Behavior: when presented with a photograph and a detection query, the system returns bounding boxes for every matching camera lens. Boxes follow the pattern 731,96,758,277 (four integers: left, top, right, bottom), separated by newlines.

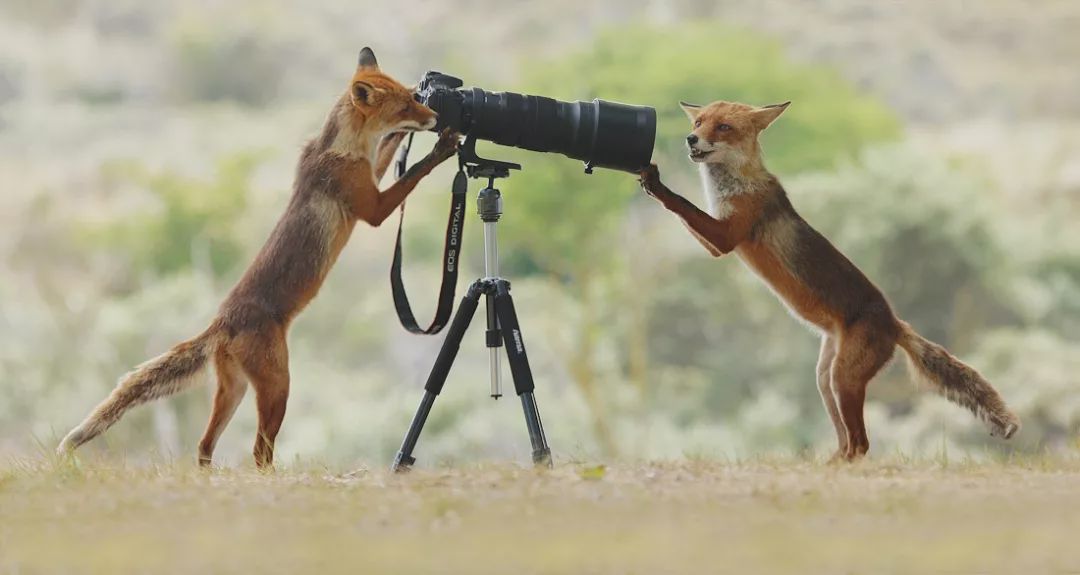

418,72,655,174
463,89,655,173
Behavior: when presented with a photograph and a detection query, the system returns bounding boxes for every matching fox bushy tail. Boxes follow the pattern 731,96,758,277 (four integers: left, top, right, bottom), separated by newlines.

896,321,1020,439
57,327,220,454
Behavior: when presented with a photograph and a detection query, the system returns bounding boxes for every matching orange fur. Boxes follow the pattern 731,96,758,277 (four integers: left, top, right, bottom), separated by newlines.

641,100,1019,460
58,49,459,468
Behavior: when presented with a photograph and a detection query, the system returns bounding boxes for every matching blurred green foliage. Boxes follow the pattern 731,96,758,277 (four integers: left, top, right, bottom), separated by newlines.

497,23,901,280
87,154,260,280
169,22,286,107
2,12,1076,463
525,24,901,173
797,146,1019,347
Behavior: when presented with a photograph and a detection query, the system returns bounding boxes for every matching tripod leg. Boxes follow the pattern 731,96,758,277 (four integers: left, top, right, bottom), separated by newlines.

485,291,503,399
492,280,553,467
392,281,484,472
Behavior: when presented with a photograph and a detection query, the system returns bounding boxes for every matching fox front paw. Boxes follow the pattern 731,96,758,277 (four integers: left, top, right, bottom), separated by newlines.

430,128,460,164
639,163,664,198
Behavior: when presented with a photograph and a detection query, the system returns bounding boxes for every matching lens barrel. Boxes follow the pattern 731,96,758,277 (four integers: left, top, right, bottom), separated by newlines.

420,74,655,174
462,89,655,173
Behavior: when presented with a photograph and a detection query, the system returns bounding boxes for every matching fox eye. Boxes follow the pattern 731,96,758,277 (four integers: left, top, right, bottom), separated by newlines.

693,119,702,128
717,123,733,132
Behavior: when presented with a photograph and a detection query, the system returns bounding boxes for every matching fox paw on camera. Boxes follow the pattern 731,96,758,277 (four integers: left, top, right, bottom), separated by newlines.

639,163,663,195
432,129,460,161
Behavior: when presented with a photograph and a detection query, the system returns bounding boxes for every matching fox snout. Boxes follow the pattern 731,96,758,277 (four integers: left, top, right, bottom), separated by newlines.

686,133,712,161
398,113,437,132
406,103,439,131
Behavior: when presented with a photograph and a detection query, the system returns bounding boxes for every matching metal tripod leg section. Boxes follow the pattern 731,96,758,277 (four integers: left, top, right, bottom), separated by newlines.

492,279,552,467
392,281,484,472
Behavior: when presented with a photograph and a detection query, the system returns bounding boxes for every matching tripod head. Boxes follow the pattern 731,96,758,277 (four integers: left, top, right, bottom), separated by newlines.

459,135,520,180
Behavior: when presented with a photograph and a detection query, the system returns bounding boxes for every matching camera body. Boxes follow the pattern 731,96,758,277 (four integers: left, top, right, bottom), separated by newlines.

415,71,656,174
415,72,467,131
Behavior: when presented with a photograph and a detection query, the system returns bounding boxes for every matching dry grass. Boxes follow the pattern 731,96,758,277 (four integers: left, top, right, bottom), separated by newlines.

2,455,1079,574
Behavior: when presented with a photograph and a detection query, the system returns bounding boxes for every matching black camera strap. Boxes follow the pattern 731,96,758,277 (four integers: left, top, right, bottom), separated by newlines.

389,133,467,335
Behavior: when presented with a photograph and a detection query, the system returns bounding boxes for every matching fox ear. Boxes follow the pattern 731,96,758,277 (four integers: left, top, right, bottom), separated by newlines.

357,47,379,71
679,101,703,120
752,101,790,130
352,81,376,105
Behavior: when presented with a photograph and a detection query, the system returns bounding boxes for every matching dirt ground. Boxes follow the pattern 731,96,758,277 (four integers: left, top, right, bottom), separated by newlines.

2,457,1079,574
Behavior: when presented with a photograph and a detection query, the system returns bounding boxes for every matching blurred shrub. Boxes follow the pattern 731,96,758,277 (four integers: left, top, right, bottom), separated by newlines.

0,60,21,105
0,0,82,28
496,22,901,281
169,22,287,107
1017,245,1080,340
972,329,1080,449
795,144,1020,347
524,23,901,174
84,153,260,281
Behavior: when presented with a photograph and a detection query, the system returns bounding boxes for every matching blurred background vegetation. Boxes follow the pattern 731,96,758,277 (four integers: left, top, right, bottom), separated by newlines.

1,0,1077,465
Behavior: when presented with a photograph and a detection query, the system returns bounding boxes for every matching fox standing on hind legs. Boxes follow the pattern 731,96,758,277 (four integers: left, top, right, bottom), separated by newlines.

639,99,1020,461
58,48,459,468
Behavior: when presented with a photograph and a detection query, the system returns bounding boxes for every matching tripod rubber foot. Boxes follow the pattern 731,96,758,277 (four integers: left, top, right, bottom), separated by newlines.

391,452,416,473
532,448,552,468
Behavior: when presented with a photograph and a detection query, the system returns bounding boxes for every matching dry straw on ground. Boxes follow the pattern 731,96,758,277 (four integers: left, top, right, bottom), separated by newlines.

2,455,1079,574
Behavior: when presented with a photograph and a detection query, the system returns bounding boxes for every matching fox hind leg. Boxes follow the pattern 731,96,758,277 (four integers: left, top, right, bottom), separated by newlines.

250,368,289,469
198,348,247,467
231,326,290,469
815,335,847,461
830,323,895,460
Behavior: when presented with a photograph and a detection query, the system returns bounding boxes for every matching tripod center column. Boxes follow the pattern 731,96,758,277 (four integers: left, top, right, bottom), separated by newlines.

477,181,504,398
477,183,502,279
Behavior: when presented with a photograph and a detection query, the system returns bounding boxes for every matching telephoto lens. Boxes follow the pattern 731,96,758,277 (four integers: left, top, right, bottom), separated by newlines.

416,72,656,174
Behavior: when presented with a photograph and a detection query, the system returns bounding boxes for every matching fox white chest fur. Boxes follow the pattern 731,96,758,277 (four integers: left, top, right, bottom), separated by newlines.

698,163,745,220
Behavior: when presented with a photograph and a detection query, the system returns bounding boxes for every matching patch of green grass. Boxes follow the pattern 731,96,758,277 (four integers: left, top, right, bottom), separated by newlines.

2,456,1079,574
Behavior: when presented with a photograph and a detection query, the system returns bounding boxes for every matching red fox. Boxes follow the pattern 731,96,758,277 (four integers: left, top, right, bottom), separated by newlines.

639,99,1020,461
58,48,459,467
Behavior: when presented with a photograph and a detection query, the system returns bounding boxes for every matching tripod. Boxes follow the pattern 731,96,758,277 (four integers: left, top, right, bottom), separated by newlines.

391,145,553,472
